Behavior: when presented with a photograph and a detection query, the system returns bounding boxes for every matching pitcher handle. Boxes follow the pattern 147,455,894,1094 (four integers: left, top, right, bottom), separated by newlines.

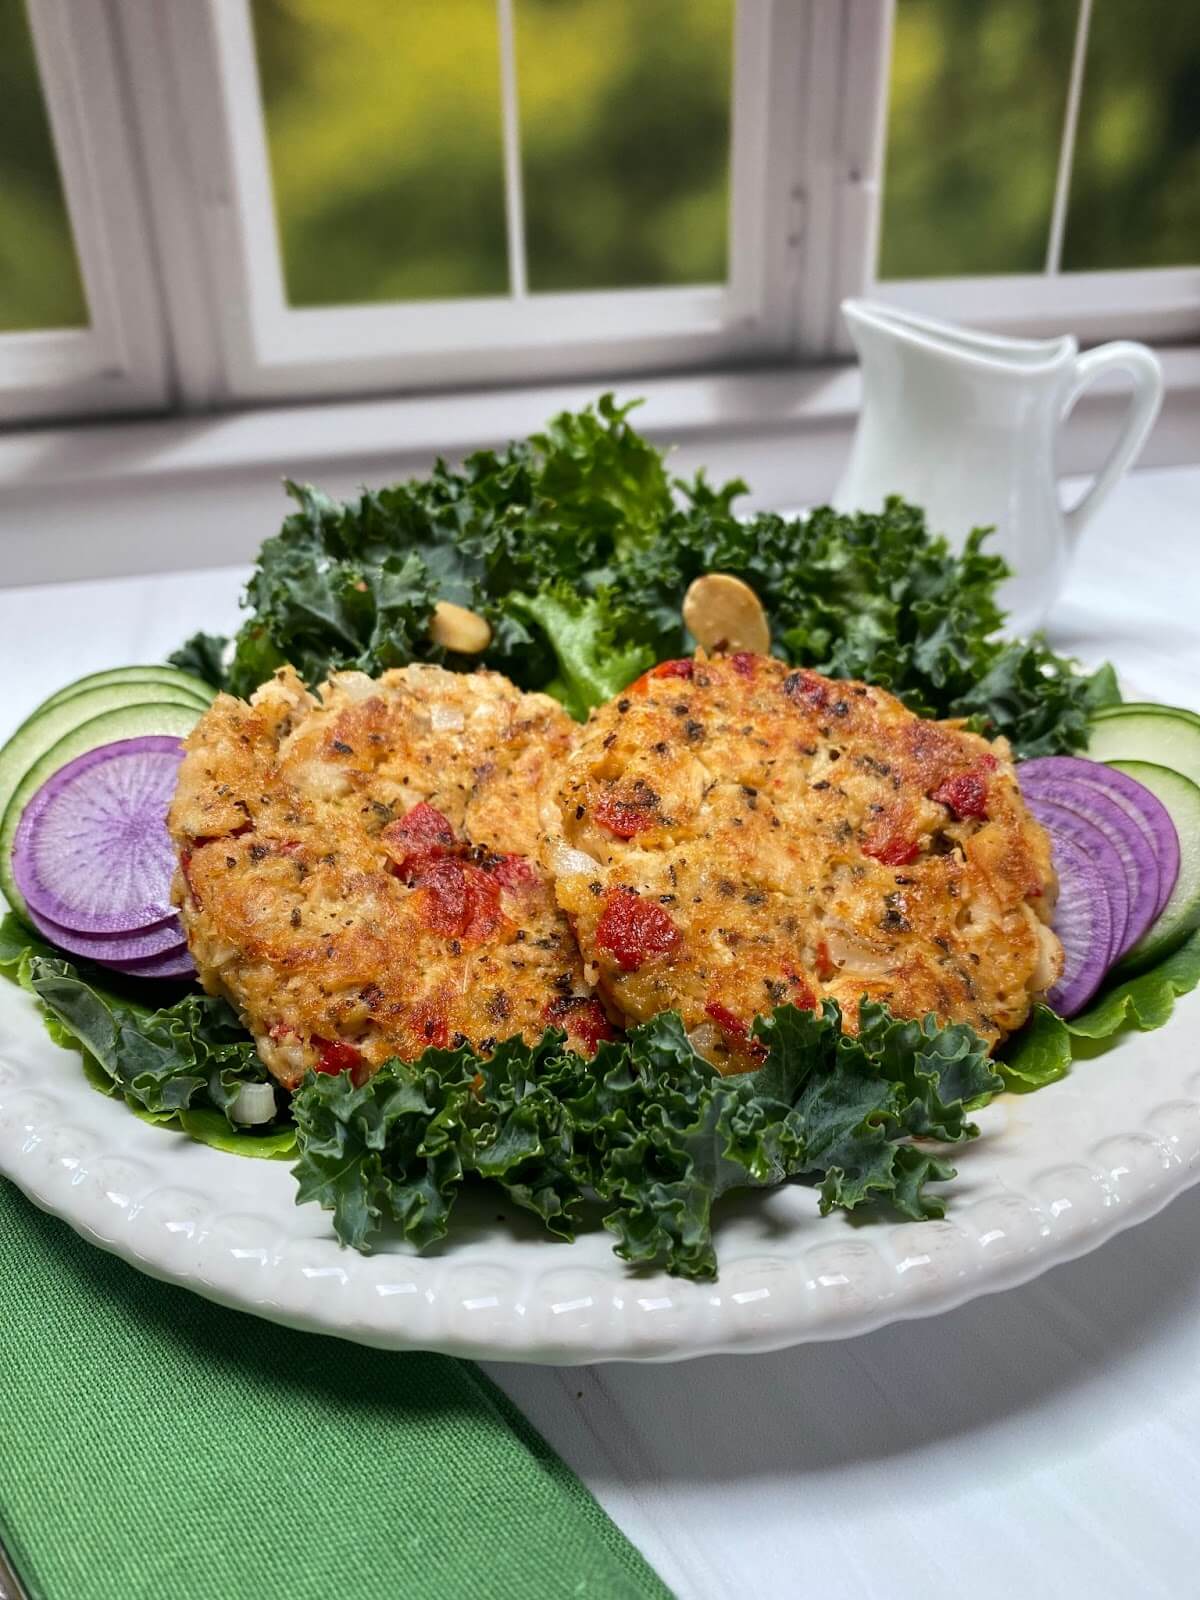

1061,341,1163,545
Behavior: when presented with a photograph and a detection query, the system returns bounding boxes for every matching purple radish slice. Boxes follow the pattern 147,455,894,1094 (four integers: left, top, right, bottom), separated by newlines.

1017,765,1161,960
24,901,187,965
1021,792,1130,966
12,736,183,934
103,942,195,980
1044,832,1114,1016
1020,756,1179,920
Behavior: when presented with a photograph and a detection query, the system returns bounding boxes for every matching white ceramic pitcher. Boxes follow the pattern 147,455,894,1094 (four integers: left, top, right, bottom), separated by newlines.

833,299,1164,636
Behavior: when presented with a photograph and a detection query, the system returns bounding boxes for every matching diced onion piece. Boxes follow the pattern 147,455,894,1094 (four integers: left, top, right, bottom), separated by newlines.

548,837,600,879
686,1023,724,1062
229,1081,277,1126
430,703,466,733
823,927,895,977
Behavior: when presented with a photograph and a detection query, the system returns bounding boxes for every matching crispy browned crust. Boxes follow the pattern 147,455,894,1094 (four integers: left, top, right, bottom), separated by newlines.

168,664,603,1088
548,653,1062,1072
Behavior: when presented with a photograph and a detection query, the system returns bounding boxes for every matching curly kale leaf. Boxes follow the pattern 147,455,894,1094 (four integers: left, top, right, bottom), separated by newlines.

168,631,230,692
215,397,673,703
178,398,1112,755
1000,930,1200,1094
506,583,654,720
613,494,1113,758
290,999,1000,1280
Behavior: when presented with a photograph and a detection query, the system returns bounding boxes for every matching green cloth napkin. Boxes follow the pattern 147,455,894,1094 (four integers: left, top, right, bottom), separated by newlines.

0,1181,670,1600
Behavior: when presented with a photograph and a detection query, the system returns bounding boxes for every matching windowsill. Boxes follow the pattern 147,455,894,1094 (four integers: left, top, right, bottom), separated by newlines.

0,363,868,489
1,348,1198,587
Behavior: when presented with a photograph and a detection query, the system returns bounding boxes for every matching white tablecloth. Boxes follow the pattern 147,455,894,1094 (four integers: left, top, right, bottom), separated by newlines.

1,467,1197,1600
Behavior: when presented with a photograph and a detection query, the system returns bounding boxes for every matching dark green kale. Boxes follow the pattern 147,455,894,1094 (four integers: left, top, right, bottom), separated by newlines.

291,999,1000,1280
170,396,1114,757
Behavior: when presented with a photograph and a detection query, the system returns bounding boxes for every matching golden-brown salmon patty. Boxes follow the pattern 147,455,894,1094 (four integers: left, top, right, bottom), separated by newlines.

548,653,1061,1071
169,664,612,1088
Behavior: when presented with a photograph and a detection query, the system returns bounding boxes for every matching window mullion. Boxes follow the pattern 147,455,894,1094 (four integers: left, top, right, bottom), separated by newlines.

788,0,894,360
726,0,806,354
108,0,233,411
2,0,171,420
495,0,529,301
1045,0,1094,276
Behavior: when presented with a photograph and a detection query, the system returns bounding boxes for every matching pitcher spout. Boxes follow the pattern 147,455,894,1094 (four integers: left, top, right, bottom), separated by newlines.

842,299,1076,375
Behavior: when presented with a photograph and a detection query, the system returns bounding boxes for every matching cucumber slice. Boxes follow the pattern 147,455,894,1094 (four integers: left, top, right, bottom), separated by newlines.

1092,700,1200,729
1086,705,1200,788
0,700,201,921
0,683,203,848
37,665,214,713
1109,760,1200,971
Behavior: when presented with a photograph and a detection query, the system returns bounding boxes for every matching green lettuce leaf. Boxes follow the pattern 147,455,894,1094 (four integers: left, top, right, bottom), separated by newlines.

0,913,294,1158
506,583,653,720
997,1005,1075,1093
999,930,1200,1093
290,999,1000,1280
1069,929,1200,1036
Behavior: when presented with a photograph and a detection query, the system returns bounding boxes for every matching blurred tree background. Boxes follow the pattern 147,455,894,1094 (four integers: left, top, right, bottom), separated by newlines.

0,0,1196,328
0,0,87,331
879,0,1200,278
251,0,732,304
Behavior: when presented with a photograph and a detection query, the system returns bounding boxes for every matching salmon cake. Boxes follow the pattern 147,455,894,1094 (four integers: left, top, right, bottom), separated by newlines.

548,652,1062,1072
169,663,613,1089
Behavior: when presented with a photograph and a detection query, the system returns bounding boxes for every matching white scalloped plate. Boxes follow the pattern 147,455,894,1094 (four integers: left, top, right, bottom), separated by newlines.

1,972,1198,1363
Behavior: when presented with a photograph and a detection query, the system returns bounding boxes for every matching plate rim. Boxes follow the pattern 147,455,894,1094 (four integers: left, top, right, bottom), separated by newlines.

3,977,1199,1364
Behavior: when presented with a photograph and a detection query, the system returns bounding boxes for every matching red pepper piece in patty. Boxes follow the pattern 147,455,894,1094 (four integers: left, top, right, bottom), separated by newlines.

544,994,619,1053
703,998,768,1061
730,652,757,678
863,832,921,867
782,669,830,711
594,794,658,838
596,887,680,971
313,1036,366,1082
650,658,694,681
413,857,502,942
862,803,922,867
488,852,539,892
930,755,998,821
631,658,695,695
382,802,458,877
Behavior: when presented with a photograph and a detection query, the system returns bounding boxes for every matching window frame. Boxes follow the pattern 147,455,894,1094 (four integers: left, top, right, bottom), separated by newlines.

0,0,169,424
124,0,818,406
4,0,1198,422
858,0,1200,353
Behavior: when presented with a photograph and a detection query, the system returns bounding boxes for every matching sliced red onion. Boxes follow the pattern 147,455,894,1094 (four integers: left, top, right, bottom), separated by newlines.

1021,792,1130,966
24,902,187,966
1020,755,1179,921
12,736,184,934
104,943,195,980
1018,760,1162,960
1044,832,1114,1017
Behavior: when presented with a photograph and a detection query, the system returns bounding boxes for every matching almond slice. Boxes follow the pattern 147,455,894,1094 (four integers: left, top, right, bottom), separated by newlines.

682,573,770,655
